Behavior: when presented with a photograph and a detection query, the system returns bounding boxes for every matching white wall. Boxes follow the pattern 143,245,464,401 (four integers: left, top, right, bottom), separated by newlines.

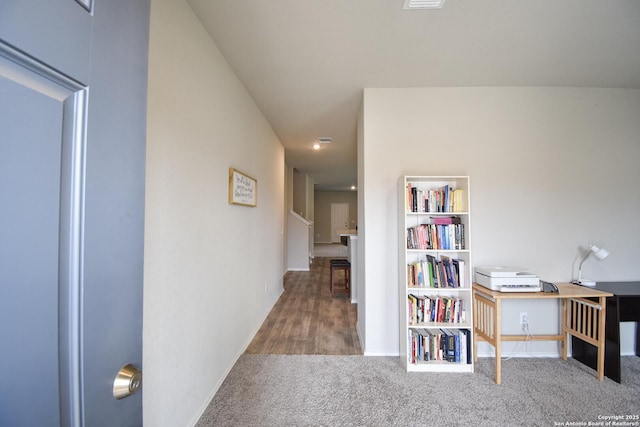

144,1,285,426
356,101,367,352
361,87,640,356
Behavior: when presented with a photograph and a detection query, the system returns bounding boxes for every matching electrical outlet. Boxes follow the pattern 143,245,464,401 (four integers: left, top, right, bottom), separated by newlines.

264,282,269,293
520,312,528,326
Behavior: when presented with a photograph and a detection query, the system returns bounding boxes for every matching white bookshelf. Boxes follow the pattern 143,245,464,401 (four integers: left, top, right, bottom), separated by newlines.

398,176,474,372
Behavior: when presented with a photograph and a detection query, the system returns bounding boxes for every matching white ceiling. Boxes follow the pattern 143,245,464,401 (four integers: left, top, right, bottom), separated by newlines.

187,0,640,190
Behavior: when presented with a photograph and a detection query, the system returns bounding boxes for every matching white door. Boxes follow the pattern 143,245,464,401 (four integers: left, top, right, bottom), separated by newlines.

331,203,350,243
0,1,149,426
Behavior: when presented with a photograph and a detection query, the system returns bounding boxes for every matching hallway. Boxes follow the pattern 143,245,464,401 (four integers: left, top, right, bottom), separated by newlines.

245,257,361,355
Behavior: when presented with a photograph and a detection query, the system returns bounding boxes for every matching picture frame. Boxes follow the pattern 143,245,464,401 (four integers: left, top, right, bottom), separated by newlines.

228,168,257,207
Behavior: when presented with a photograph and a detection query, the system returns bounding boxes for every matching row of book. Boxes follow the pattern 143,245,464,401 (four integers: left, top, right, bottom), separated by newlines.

406,183,465,213
407,294,468,325
407,255,466,288
409,328,471,364
407,223,465,250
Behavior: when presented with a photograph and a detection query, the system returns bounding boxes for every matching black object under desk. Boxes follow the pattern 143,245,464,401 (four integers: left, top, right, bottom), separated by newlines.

571,281,640,383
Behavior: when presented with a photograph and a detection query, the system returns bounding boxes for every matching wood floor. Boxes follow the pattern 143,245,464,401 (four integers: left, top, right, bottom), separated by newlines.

245,257,362,355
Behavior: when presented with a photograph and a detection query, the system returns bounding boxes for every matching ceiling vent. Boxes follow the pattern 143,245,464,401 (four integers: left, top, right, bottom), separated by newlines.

403,0,446,9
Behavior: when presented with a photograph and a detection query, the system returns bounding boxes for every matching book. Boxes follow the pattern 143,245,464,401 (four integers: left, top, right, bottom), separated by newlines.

411,186,417,212
409,330,416,364
425,254,438,287
431,216,461,225
456,259,465,288
452,329,461,362
442,329,456,362
452,188,465,212
415,295,425,323
408,294,417,325
415,262,424,286
437,298,446,323
460,329,470,364
440,256,455,287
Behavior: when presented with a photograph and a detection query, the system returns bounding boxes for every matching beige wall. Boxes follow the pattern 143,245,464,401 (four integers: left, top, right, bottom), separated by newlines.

144,1,285,425
314,190,358,243
360,87,640,356
292,168,307,217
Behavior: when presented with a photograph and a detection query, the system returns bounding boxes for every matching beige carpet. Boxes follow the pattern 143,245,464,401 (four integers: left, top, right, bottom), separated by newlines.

196,355,640,426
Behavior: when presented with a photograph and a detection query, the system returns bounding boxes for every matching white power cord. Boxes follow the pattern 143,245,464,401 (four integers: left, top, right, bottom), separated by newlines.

502,316,533,360
522,316,530,335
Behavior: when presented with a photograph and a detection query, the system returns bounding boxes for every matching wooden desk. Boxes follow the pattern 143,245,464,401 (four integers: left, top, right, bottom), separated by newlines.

472,282,613,384
572,281,640,383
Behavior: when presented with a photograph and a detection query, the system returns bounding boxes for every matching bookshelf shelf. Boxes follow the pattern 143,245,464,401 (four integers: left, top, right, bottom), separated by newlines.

406,211,471,216
398,175,474,372
407,249,470,253
408,322,473,329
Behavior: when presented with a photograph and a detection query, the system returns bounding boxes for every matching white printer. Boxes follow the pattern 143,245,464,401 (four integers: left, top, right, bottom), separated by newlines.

475,266,541,293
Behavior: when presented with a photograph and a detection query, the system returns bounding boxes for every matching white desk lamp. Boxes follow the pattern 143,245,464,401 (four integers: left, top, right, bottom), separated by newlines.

573,244,609,287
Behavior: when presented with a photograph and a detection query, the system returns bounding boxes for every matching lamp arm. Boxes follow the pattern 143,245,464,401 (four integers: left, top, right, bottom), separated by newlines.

577,252,592,282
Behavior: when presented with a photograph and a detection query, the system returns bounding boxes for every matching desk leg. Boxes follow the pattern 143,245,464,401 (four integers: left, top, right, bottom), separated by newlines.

561,299,567,361
495,298,502,385
636,316,640,358
605,296,622,383
597,295,606,381
473,328,478,363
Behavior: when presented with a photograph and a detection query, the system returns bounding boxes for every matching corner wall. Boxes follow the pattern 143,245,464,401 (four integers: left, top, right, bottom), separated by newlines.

144,1,285,425
361,87,640,356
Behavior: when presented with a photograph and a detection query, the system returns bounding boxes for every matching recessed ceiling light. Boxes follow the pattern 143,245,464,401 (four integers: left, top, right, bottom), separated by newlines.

403,0,445,9
313,137,332,150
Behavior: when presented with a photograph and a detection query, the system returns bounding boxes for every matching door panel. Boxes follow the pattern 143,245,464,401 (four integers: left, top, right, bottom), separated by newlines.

1,38,92,427
331,203,350,243
0,72,65,427
0,0,92,83
0,1,149,425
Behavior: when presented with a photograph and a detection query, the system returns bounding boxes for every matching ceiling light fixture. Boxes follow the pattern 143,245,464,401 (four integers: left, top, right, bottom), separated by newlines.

403,0,445,9
313,137,332,150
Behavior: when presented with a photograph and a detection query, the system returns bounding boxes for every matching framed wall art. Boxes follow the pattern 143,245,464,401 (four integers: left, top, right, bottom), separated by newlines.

228,168,257,207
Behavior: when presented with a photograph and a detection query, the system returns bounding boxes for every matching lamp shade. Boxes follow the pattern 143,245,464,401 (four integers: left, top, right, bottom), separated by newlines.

590,245,609,260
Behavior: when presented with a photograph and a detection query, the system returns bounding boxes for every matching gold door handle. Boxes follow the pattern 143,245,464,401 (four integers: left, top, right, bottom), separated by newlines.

113,364,142,400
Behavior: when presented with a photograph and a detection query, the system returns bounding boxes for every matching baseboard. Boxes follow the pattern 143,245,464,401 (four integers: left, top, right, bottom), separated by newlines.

356,321,364,353
188,285,284,427
363,351,400,357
